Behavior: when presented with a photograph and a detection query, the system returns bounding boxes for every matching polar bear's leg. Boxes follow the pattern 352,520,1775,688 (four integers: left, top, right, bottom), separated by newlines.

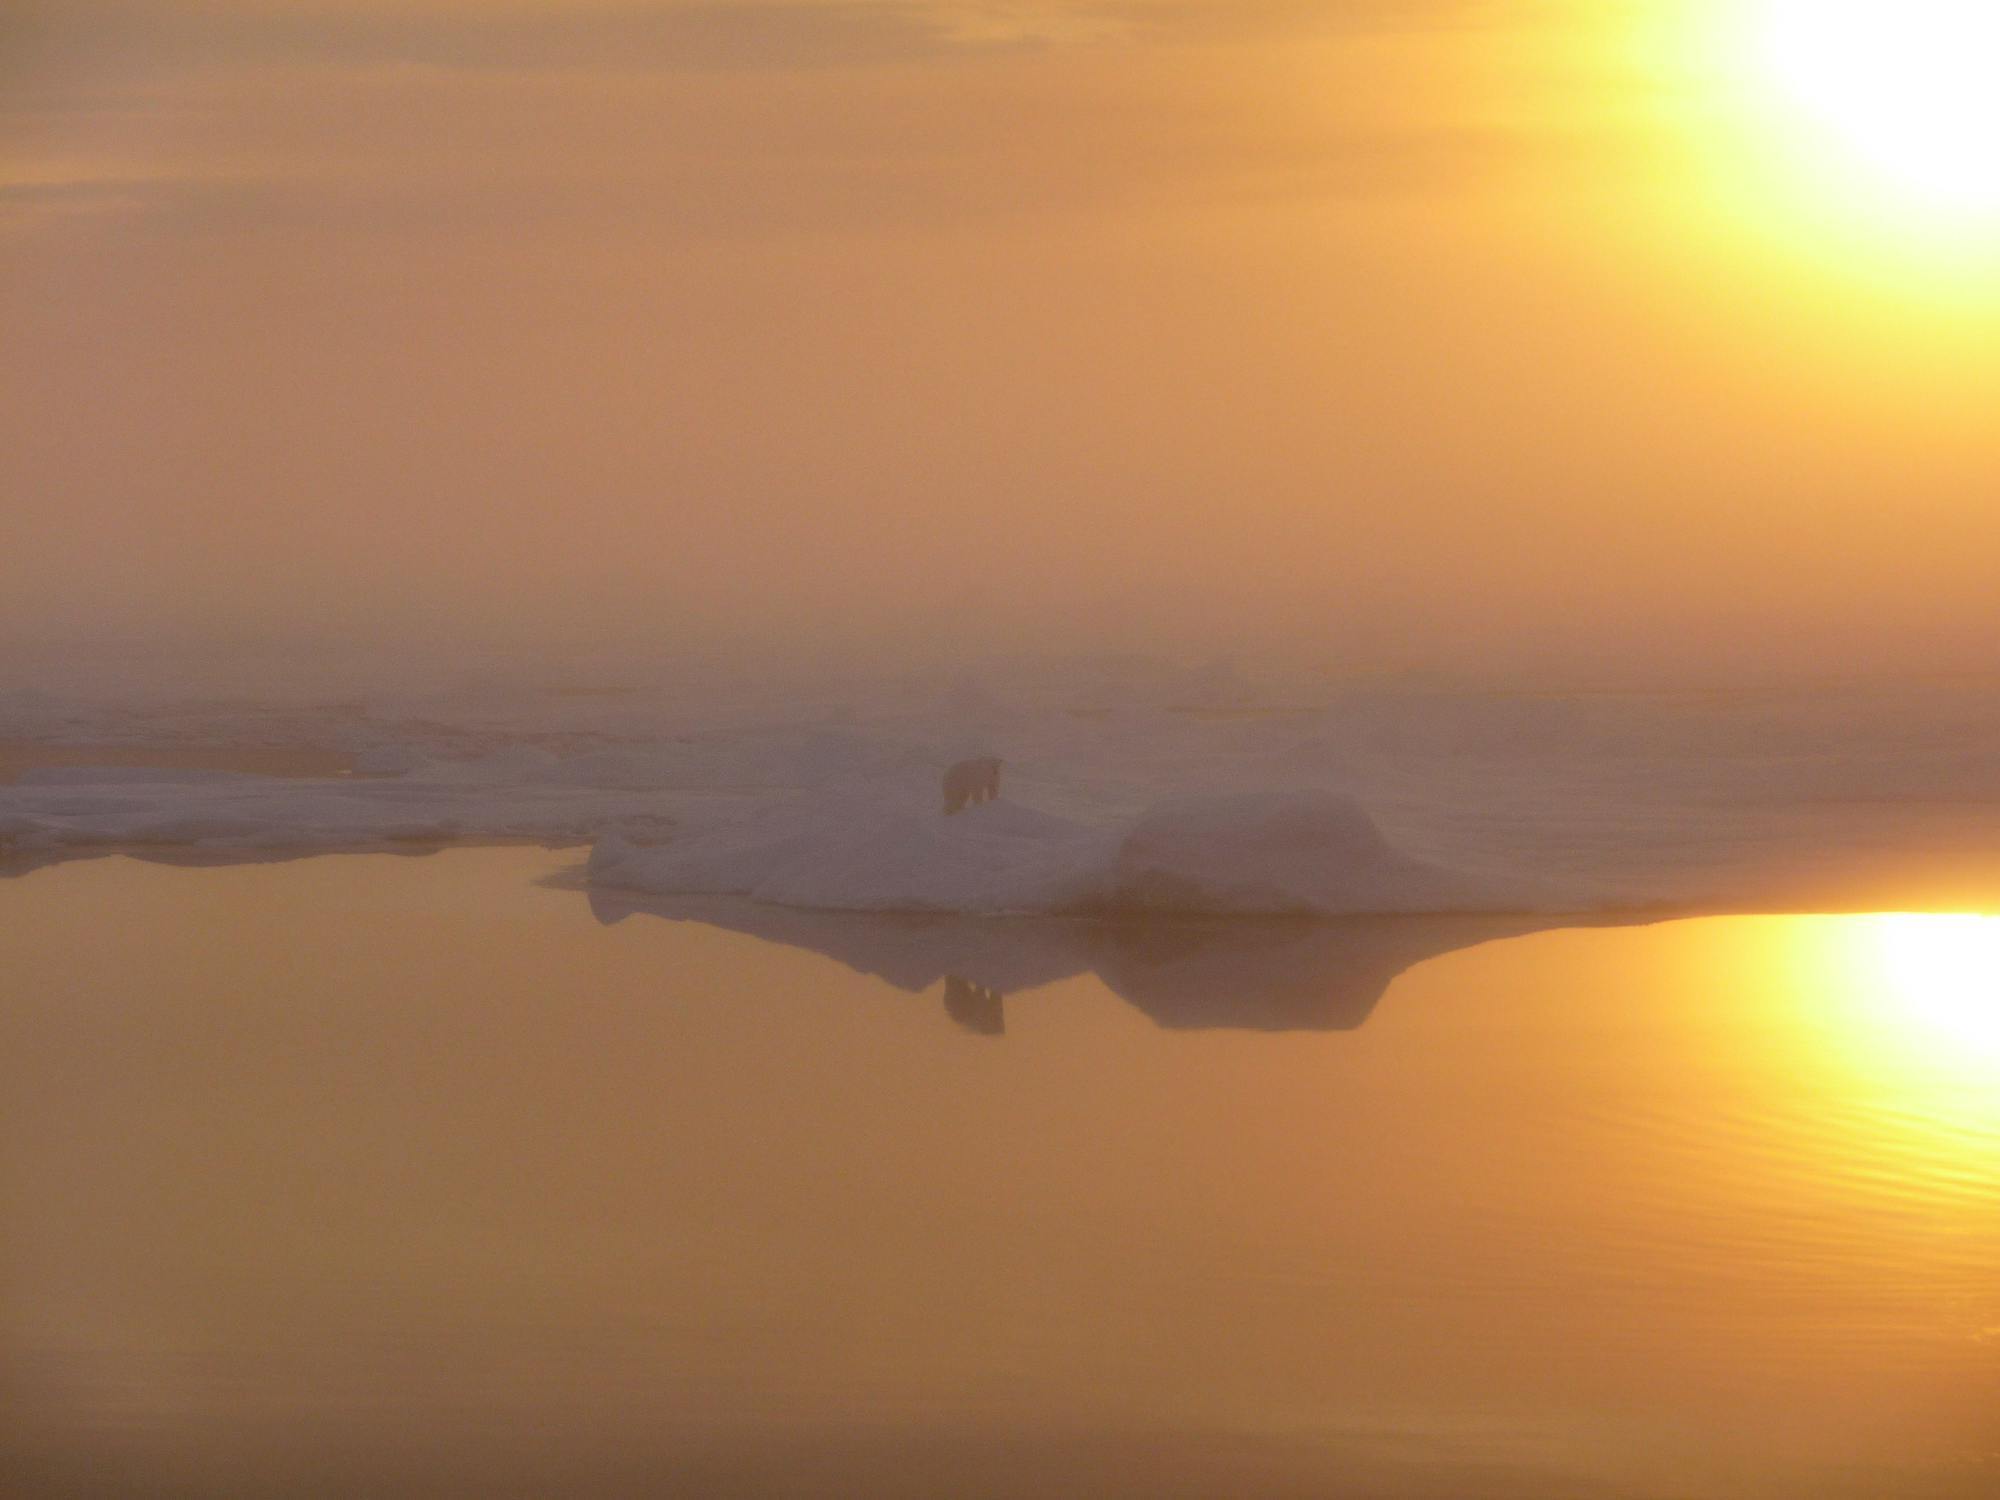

942,761,974,815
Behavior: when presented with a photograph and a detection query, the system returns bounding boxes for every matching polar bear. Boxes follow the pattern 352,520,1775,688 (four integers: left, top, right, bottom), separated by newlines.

941,756,1002,815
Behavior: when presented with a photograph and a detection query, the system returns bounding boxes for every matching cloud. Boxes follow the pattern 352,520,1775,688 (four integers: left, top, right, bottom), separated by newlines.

7,3,1047,84
0,121,1552,253
1,1,1597,248
6,1,1518,86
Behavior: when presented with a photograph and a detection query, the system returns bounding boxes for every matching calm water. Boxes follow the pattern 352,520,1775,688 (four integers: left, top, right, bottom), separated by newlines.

2,850,1995,1499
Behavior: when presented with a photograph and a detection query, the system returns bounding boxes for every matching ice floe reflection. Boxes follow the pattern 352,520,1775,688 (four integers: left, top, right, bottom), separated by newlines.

585,891,1654,1036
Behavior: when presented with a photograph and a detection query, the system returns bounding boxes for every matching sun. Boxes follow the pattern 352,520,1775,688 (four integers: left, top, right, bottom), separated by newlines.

1759,0,2000,219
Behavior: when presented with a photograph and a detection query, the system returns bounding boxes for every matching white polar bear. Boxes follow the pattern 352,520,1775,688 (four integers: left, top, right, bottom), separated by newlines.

941,756,1002,815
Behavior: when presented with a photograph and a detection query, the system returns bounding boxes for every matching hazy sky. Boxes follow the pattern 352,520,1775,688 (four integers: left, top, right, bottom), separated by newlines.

5,2,1998,676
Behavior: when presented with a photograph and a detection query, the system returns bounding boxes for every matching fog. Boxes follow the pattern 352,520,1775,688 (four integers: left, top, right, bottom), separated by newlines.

7,1,1999,683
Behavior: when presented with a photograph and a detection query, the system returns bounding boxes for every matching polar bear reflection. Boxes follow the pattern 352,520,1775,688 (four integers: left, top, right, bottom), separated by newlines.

942,975,1007,1036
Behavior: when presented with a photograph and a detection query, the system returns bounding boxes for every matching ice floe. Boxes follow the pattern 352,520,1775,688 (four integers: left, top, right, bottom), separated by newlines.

8,659,2000,914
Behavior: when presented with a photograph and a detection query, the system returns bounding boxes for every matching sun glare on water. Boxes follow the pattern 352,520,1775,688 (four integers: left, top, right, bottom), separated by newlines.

1760,0,2000,220
1868,913,2000,1060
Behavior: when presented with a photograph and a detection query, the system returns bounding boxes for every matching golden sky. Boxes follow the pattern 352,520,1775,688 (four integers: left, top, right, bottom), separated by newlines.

4,2,1997,675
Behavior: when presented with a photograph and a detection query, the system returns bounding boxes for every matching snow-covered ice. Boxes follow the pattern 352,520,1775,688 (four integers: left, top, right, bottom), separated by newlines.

586,786,1528,915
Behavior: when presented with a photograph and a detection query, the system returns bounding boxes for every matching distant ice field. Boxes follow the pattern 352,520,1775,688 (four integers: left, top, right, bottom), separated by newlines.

6,662,2000,915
